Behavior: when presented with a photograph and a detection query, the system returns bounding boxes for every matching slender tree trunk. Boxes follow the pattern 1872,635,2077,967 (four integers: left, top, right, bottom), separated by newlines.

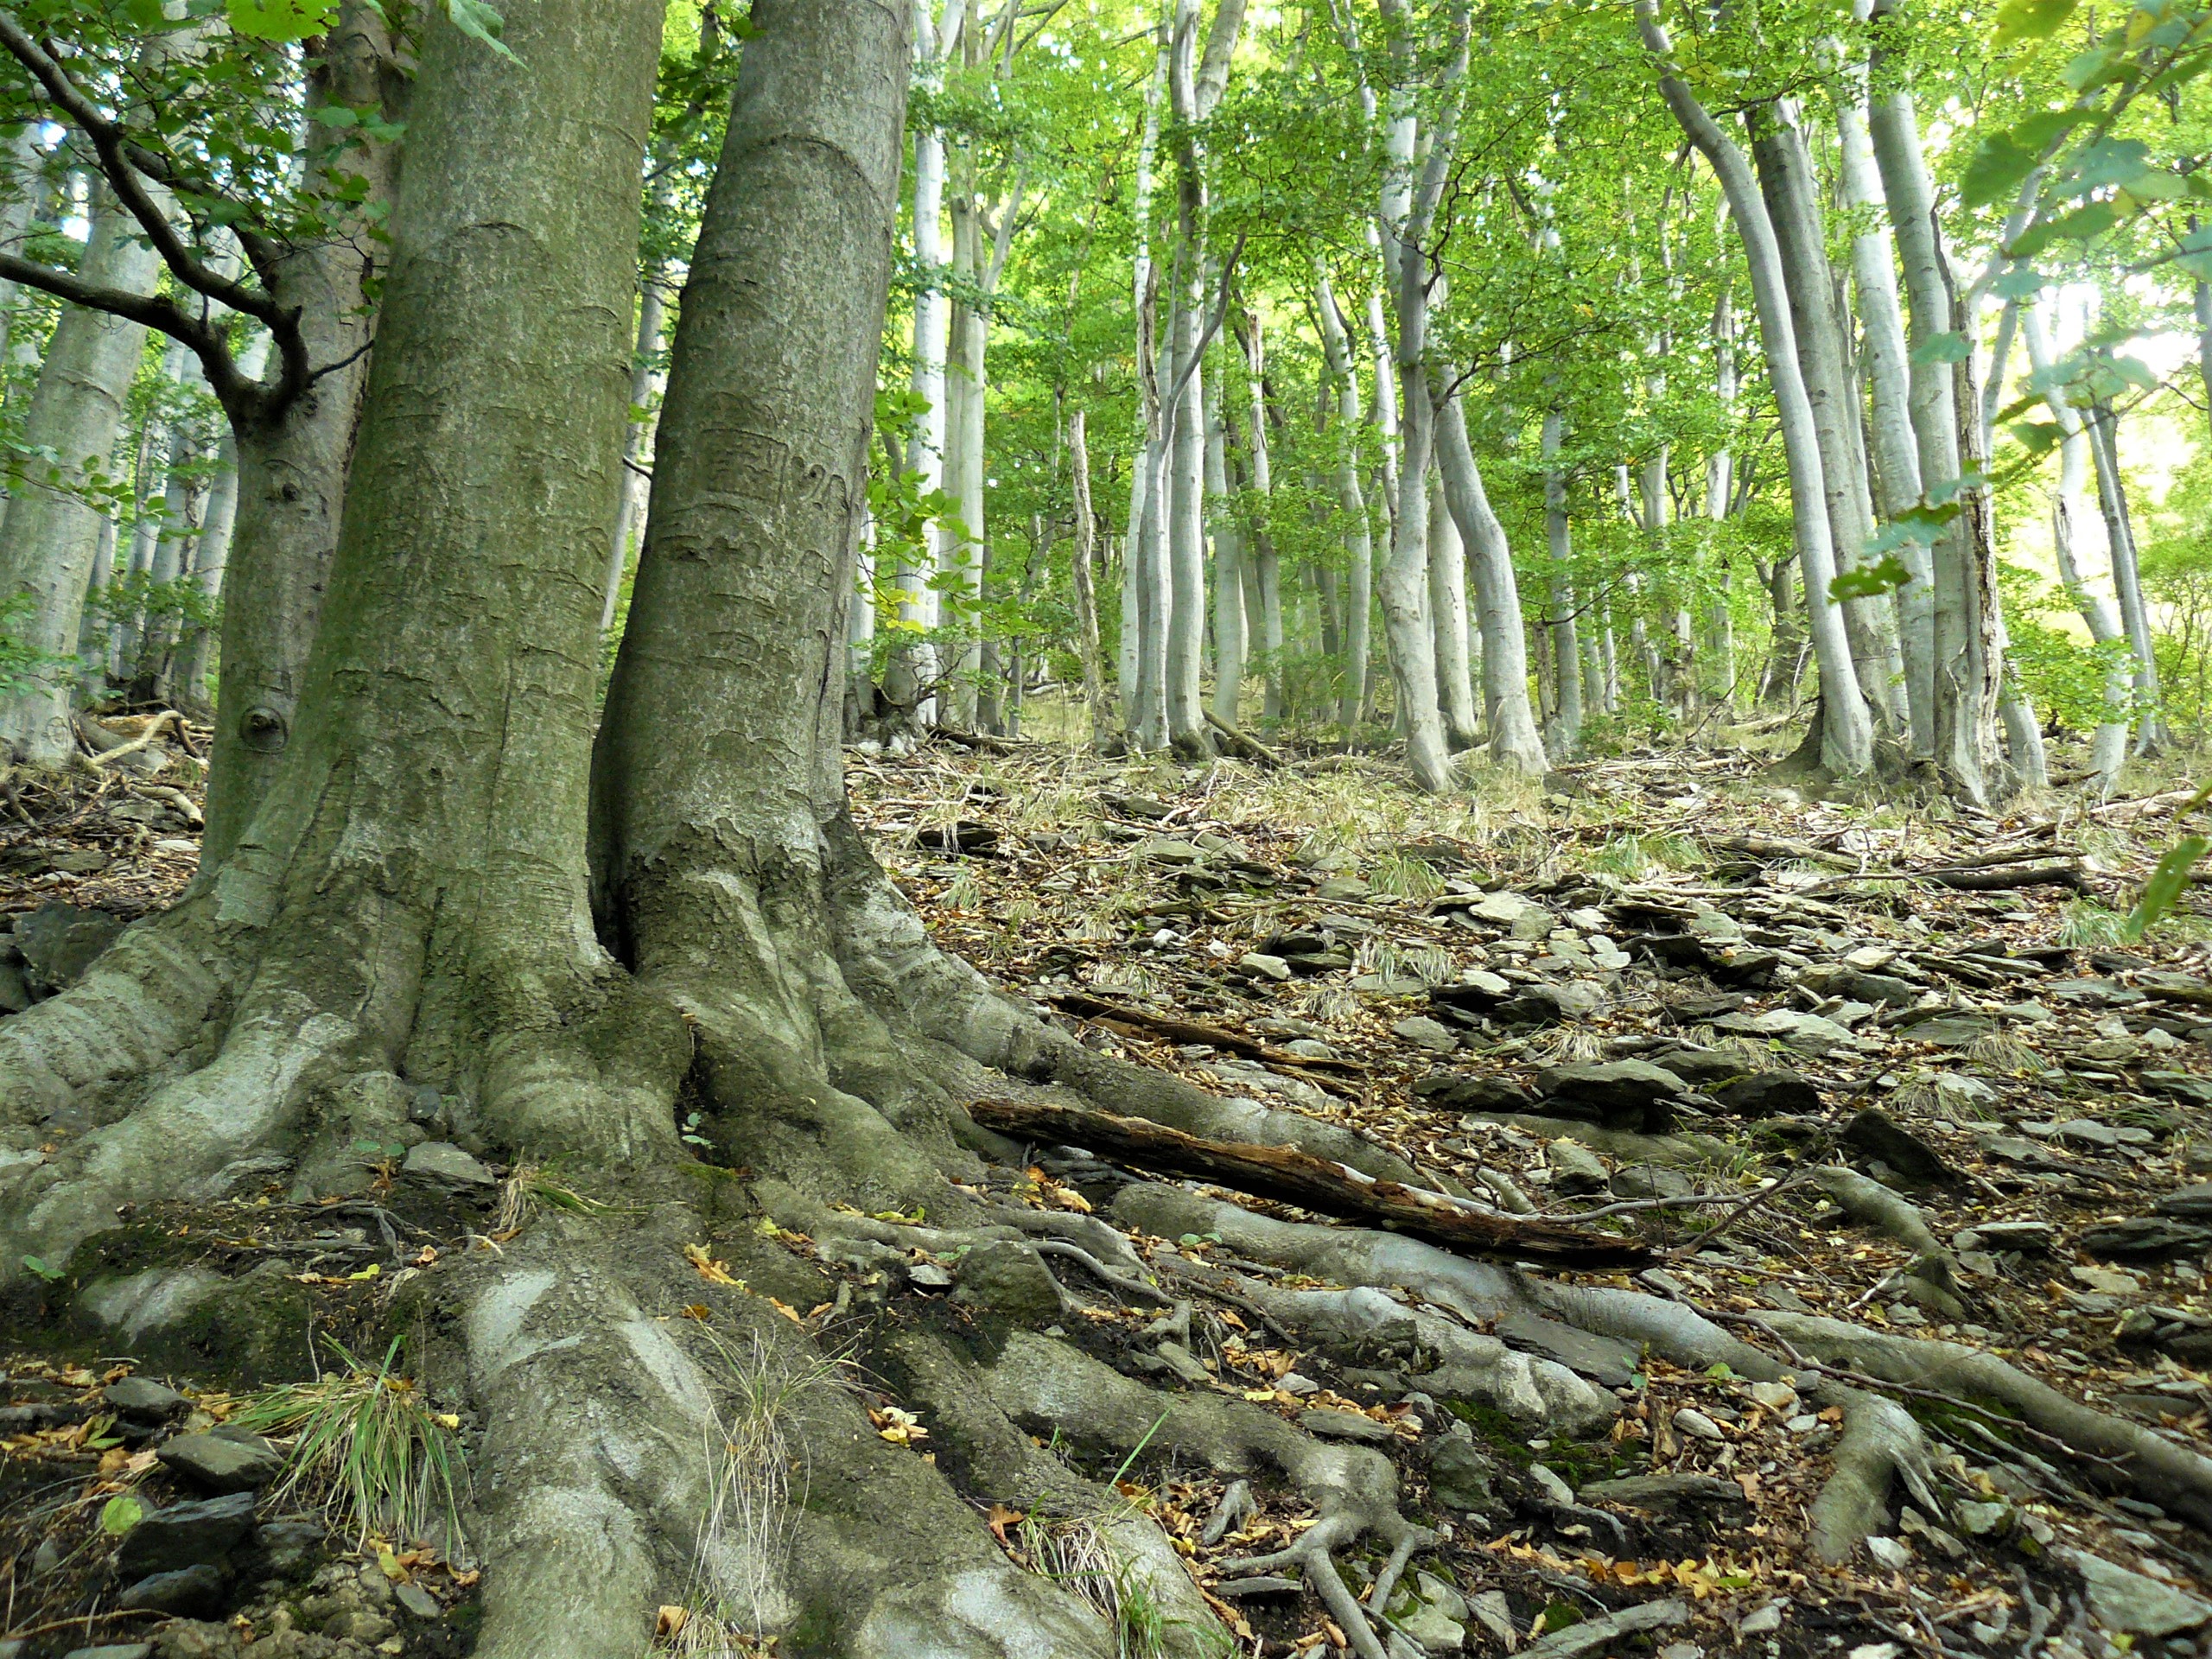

1239,319,1285,721
1541,409,1583,754
2022,304,2131,781
1068,408,1110,749
1751,103,1899,735
1836,93,1936,753
1433,382,1545,771
944,188,984,728
0,186,161,763
1116,24,1167,745
1164,285,1208,753
2086,393,2164,753
1427,461,1478,747
601,257,667,632
1315,271,1374,734
1205,395,1245,731
1866,73,1999,798
1638,1,1873,773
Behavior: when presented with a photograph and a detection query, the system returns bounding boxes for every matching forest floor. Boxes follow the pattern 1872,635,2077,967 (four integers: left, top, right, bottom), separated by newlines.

10,715,2212,1659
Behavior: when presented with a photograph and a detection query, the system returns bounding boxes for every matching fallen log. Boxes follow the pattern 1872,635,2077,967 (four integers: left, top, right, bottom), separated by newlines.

1204,710,1285,767
1922,861,2084,893
1043,989,1365,1077
968,1096,1650,1269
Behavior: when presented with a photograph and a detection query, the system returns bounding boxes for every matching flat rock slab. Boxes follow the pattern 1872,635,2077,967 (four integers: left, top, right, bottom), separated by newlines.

104,1377,187,1420
115,1491,257,1578
15,901,124,992
1495,1310,1641,1388
1535,1059,1687,1132
156,1428,284,1493
1579,1473,1745,1511
2080,1217,2212,1260
2060,1548,2212,1637
1842,1108,1957,1185
1712,1070,1822,1118
402,1141,496,1187
118,1562,228,1618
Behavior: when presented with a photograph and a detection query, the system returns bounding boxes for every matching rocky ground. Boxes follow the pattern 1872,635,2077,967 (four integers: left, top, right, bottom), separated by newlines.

11,723,2212,1659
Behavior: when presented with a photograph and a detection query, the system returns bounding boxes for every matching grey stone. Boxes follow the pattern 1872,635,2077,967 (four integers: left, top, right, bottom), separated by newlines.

60,1648,152,1659
2060,1548,2212,1636
1467,890,1541,926
1467,1591,1517,1646
157,1428,284,1493
1955,1220,2056,1253
15,901,124,993
1738,1604,1785,1636
395,1580,443,1620
115,1491,257,1577
1546,1138,1611,1195
1954,1500,2013,1536
952,1242,1065,1325
1521,1598,1688,1659
1494,1310,1641,1387
1154,1342,1212,1385
1493,982,1605,1026
103,1377,187,1419
1747,1008,1859,1053
1527,1462,1575,1506
1899,1015,1992,1047
1842,1108,1956,1185
1414,1072,1534,1114
1426,1433,1499,1510
1136,836,1207,866
1611,1163,1694,1201
1535,1059,1687,1132
1238,951,1292,981
1639,1044,1745,1086
2081,1217,2212,1259
1395,1596,1466,1654
1299,1407,1395,1442
0,956,29,1013
1671,1406,1726,1442
1864,1535,1911,1570
1711,1070,1822,1118
1394,1016,1462,1055
401,1141,496,1188
2159,1182,2212,1219
2048,978,2145,1009
118,1562,228,1618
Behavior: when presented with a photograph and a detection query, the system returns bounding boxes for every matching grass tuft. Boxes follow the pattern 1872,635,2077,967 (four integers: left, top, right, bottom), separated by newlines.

227,1336,467,1548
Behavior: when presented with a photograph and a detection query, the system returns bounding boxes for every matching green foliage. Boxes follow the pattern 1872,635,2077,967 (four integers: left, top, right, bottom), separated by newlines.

0,590,69,699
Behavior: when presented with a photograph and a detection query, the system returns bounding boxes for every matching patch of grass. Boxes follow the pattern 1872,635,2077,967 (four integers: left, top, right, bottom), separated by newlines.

2057,901,2129,948
1369,852,1445,900
661,1328,839,1653
1016,1510,1233,1659
495,1161,630,1234
1586,832,1703,880
227,1335,466,1548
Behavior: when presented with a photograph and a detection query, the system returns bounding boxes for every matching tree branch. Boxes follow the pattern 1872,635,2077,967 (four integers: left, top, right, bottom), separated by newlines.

0,9,308,419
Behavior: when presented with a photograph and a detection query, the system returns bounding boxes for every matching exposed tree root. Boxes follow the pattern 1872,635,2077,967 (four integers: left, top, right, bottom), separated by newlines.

1808,1394,1942,1565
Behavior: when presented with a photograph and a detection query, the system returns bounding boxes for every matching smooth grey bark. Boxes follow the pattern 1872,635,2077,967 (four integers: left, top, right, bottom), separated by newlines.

1835,92,1935,753
1703,290,1741,715
1239,317,1285,721
2022,305,2130,781
1315,270,1374,733
2196,272,2212,448
1116,24,1167,742
1427,462,1478,747
1067,408,1110,749
1750,103,1899,735
601,257,667,632
1865,75,1999,798
0,186,162,765
1541,411,1581,754
1205,395,1245,730
890,0,966,723
2086,392,2164,753
1638,0,1873,774
1433,383,1544,770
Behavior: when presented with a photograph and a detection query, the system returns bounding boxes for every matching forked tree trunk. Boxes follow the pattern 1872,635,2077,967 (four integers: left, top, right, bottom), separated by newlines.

1427,461,1479,747
199,0,397,865
1433,383,1546,772
1637,1,1873,774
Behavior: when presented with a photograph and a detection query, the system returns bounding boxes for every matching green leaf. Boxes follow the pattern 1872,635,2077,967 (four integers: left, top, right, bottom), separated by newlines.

310,105,360,128
1993,264,2047,300
2007,419,2065,455
448,0,518,57
1962,133,2044,209
1994,0,2076,42
1910,331,1973,365
124,0,169,23
100,1494,144,1535
20,1253,61,1281
2124,835,2211,941
1831,553,1916,602
2069,137,2151,194
227,0,338,39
